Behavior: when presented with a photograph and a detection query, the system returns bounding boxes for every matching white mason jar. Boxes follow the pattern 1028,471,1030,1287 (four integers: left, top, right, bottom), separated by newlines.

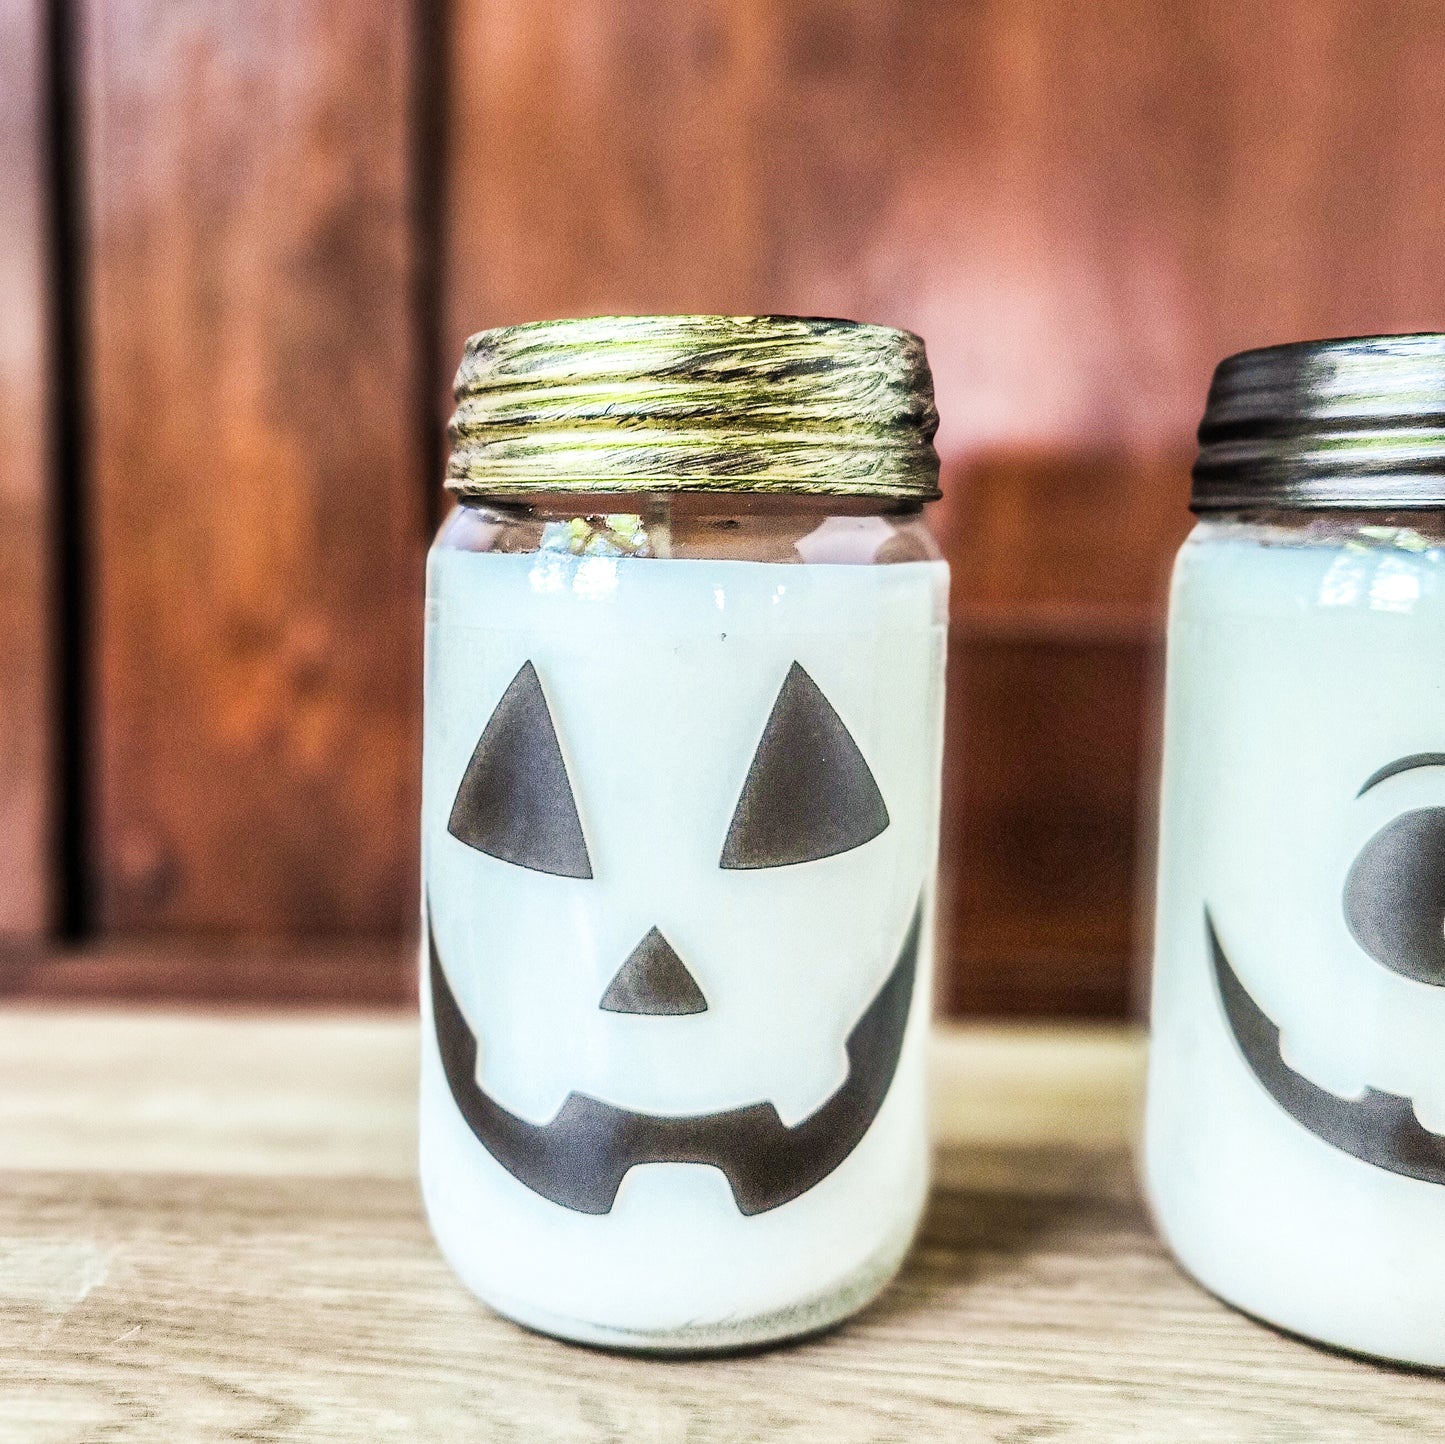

420,316,949,1351
1146,334,1445,1367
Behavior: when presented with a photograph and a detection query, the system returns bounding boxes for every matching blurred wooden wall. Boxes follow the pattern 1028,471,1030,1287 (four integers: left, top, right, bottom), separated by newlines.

0,0,53,945
3,0,1445,1013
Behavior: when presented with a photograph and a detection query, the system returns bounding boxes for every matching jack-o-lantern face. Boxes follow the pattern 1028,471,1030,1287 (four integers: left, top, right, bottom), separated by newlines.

1209,753,1445,1184
428,657,922,1215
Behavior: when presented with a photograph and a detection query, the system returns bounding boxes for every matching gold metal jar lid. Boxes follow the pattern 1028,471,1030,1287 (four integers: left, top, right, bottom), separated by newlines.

447,314,941,502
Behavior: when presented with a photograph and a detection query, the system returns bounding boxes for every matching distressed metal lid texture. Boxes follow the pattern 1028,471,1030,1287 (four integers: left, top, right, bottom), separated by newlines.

1192,333,1445,511
447,315,941,501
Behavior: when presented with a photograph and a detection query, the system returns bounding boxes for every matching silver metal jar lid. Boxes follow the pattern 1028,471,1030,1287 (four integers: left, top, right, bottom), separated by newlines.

1191,333,1445,512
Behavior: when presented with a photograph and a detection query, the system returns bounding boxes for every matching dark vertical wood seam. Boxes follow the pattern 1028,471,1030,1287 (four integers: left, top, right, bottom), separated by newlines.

411,0,451,530
46,0,91,938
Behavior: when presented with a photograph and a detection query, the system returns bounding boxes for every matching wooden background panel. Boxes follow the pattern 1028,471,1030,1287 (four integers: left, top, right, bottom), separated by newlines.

0,0,52,941
443,0,1445,1014
900,0,1445,467
939,634,1154,1018
0,0,1425,1010
942,452,1193,638
1,935,413,1006
83,0,425,935
445,0,1445,453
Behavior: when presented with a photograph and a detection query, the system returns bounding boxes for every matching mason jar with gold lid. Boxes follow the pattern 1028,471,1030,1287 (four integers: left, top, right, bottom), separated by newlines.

420,315,949,1350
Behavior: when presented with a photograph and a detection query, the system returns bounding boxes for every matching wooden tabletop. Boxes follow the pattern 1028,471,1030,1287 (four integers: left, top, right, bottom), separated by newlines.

1,1006,1440,1441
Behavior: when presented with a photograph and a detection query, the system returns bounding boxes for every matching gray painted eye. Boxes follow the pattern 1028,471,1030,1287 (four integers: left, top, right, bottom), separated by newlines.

721,662,889,870
447,662,592,879
1344,807,1445,985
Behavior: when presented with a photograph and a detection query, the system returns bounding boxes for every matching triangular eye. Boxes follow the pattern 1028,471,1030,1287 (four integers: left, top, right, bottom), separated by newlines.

721,662,889,869
447,662,593,878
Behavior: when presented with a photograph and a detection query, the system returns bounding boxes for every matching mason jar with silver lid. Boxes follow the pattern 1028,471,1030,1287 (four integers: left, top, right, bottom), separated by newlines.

1146,333,1445,1366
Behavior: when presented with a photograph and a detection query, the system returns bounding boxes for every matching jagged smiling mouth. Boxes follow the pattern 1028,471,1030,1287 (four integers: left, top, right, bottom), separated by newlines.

428,900,920,1215
1208,906,1445,1185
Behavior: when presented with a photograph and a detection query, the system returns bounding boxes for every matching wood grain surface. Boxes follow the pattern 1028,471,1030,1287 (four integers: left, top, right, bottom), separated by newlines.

0,1005,418,1176
5,1007,1443,1441
0,0,52,940
81,0,425,934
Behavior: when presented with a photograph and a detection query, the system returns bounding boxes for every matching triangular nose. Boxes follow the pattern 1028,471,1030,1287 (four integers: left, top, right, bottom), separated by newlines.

600,928,708,1016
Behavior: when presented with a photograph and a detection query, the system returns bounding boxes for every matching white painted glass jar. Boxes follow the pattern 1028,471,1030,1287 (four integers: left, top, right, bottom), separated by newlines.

420,316,949,1350
1146,334,1445,1367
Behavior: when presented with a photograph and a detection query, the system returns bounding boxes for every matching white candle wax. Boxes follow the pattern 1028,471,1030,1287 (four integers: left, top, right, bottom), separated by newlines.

421,546,948,1349
1147,520,1445,1365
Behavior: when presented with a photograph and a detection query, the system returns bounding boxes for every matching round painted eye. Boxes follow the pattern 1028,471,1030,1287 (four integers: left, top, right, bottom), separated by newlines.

1344,807,1445,985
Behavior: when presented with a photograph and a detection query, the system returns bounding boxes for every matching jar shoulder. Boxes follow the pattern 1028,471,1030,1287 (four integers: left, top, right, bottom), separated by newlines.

1171,512,1445,618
